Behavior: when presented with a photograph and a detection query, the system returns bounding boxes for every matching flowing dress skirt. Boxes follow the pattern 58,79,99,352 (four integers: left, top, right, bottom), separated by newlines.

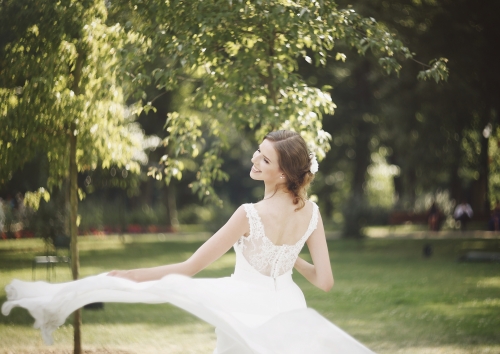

2,253,375,353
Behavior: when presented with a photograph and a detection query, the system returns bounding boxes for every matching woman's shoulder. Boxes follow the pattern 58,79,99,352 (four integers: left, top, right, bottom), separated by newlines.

307,199,318,208
234,203,256,219
238,203,254,211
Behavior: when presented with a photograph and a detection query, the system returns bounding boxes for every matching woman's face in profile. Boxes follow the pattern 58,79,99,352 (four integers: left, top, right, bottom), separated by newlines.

250,139,282,182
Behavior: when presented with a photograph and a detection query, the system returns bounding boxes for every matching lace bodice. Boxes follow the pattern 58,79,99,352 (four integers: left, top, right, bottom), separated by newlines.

234,202,319,278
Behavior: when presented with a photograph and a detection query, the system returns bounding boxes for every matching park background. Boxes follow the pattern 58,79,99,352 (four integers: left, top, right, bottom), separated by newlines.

0,0,499,353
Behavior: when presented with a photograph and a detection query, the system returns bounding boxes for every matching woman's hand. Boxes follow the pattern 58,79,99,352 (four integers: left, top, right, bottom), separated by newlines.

107,270,136,281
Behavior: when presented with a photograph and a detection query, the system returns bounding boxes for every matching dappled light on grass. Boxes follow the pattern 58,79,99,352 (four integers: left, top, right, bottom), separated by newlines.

389,346,499,354
458,298,500,308
475,277,500,289
0,322,216,354
79,322,216,354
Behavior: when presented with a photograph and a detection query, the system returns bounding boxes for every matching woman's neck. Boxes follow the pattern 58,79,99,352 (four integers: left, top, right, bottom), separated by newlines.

263,183,289,201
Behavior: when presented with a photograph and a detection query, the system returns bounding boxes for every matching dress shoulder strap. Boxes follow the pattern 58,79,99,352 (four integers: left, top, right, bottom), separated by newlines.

302,201,319,242
243,204,264,239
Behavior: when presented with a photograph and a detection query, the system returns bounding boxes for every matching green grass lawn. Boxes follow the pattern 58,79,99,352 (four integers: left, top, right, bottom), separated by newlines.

1,235,499,354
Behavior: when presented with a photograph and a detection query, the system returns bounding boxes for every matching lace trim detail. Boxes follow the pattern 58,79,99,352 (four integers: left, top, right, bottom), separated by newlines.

235,202,319,278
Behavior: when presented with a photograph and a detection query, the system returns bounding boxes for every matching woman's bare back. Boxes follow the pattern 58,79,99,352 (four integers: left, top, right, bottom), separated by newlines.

253,199,315,246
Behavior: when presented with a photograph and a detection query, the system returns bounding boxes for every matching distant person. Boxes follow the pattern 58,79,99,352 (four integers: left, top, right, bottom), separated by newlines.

454,200,473,231
427,202,442,231
489,201,500,232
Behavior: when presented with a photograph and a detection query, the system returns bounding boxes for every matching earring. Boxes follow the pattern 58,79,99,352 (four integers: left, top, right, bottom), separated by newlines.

280,175,284,179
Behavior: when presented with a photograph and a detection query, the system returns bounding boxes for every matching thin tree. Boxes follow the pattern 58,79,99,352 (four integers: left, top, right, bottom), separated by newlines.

0,1,148,352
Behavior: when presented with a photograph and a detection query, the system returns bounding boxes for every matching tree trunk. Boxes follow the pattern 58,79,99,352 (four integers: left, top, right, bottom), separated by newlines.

389,147,403,208
351,122,371,198
449,143,462,203
69,125,81,354
407,167,417,208
165,183,178,231
64,177,71,237
69,47,85,354
475,132,490,215
342,60,373,238
470,109,491,215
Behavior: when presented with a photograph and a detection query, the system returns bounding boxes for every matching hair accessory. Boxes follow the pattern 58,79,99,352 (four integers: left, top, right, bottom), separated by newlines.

309,153,319,174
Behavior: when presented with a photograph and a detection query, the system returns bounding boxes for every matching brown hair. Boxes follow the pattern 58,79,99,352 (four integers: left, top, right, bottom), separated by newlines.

264,130,315,210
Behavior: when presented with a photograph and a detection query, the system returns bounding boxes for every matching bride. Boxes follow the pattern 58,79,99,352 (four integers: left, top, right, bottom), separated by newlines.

2,130,374,353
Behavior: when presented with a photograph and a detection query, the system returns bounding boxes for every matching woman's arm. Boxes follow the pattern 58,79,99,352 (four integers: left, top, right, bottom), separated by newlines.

108,205,249,282
294,211,334,292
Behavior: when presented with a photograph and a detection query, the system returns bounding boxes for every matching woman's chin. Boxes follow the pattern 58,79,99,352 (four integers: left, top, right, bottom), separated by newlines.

249,171,262,180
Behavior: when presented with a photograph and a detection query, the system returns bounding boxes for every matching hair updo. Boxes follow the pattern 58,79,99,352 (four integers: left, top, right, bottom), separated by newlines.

264,130,315,210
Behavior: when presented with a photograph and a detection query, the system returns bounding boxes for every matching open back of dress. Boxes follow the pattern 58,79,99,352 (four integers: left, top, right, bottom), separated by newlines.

235,203,319,278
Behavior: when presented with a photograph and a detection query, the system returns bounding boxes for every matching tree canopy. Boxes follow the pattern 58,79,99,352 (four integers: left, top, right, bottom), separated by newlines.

0,0,147,187
109,0,448,205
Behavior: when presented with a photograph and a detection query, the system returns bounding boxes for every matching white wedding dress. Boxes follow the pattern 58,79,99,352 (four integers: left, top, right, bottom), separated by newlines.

2,202,375,353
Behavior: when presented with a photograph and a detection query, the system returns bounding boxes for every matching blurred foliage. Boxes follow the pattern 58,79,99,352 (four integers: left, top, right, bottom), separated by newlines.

28,191,67,247
3,0,500,240
300,0,500,236
110,0,447,207
77,199,166,231
0,0,149,190
342,196,391,231
489,127,500,206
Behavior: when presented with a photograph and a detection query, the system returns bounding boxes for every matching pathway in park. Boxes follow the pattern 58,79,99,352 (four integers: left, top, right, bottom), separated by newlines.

326,229,500,240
